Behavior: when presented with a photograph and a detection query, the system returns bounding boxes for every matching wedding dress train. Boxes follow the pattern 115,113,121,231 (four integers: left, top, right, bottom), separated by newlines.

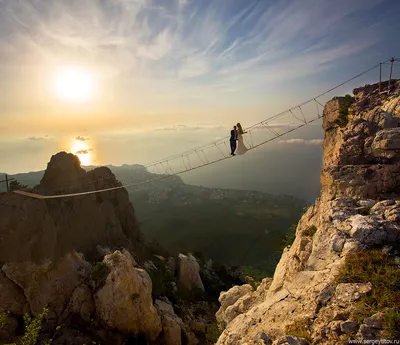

236,133,248,155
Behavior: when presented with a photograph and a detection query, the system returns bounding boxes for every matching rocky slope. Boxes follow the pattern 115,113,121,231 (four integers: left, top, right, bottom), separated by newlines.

215,80,400,344
0,153,245,344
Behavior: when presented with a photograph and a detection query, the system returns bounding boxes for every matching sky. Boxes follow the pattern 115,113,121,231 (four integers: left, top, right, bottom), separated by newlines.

0,0,399,199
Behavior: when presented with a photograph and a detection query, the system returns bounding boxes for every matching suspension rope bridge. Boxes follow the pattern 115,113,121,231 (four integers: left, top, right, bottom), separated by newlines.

14,57,399,200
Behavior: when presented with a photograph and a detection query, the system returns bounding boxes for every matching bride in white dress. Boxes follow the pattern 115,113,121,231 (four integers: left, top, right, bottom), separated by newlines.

236,123,248,155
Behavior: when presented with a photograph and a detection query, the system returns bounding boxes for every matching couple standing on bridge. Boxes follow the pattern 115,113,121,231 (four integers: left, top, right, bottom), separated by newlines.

230,122,248,156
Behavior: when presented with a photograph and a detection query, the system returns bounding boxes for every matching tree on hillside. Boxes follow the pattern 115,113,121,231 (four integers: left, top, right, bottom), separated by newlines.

9,180,28,191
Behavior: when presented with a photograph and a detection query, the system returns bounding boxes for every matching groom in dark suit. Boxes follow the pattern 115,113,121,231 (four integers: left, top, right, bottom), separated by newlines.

230,126,238,155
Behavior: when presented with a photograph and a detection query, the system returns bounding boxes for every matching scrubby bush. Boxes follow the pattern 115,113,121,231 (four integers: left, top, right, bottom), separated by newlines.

336,250,400,339
334,94,354,127
285,318,312,342
279,223,298,252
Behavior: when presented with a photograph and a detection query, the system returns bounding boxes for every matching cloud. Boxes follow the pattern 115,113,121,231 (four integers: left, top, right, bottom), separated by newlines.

279,139,323,145
75,149,93,154
178,57,210,79
154,123,225,131
0,0,397,112
27,136,49,141
75,136,90,141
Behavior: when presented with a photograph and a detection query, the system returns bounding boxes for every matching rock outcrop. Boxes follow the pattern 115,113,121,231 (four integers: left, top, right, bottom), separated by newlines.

2,251,90,318
177,253,205,295
94,250,162,340
0,152,143,262
216,80,400,344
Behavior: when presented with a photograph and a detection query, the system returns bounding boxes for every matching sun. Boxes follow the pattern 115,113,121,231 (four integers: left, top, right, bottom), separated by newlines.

53,66,95,103
71,140,92,166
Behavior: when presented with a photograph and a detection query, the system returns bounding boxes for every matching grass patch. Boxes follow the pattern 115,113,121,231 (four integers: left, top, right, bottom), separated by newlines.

90,261,110,290
0,311,9,329
336,250,400,339
334,94,354,128
205,322,222,343
302,226,317,237
285,318,312,342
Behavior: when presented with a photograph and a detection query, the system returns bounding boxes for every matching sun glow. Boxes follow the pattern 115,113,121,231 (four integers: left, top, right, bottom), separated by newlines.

53,66,95,103
71,140,92,166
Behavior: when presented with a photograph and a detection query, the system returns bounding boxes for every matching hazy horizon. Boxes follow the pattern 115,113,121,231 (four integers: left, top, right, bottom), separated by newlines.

1,0,399,201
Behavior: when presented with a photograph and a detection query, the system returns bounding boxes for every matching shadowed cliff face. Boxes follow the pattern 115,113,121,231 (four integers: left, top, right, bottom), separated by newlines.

0,152,143,262
215,80,400,345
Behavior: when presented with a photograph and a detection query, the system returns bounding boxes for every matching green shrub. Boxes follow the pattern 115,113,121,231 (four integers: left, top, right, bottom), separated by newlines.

302,226,317,237
205,322,222,343
334,94,354,127
279,223,298,252
21,307,49,345
0,311,8,329
336,250,400,338
90,261,110,289
285,318,312,342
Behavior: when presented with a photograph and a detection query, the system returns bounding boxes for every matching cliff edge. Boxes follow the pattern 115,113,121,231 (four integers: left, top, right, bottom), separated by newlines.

215,80,400,345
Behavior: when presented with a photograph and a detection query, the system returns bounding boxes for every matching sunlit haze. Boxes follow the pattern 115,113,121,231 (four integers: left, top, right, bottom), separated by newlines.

0,0,399,200
52,66,96,103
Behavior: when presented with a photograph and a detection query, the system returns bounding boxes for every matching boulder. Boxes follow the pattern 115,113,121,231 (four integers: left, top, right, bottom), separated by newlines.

369,128,400,160
155,299,183,345
364,312,384,329
2,251,89,318
334,283,373,307
0,271,29,315
177,254,205,294
61,284,94,323
216,285,253,326
94,250,162,341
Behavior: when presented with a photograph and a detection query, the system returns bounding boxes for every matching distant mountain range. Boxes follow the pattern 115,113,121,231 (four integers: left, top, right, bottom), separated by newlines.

0,164,308,277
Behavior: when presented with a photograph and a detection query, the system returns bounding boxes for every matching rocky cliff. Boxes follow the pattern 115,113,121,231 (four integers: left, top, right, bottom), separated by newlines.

215,81,400,344
0,152,143,262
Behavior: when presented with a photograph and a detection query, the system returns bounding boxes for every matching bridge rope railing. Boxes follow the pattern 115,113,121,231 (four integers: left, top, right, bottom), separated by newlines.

13,57,399,199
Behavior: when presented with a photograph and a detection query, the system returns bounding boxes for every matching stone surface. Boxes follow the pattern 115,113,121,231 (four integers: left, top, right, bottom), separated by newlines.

155,299,183,345
61,284,94,323
0,271,29,315
364,312,384,329
340,320,358,334
94,250,162,341
2,251,89,318
177,254,205,294
272,335,309,345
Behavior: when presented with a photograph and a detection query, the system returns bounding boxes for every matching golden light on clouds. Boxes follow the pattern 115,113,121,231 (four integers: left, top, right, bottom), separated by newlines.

52,66,96,103
71,139,92,166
